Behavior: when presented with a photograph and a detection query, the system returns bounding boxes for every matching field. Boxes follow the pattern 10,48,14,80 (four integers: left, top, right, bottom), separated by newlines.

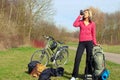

0,46,120,80
67,42,120,54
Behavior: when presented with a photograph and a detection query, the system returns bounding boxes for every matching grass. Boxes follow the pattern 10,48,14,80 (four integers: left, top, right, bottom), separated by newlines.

66,42,78,48
0,46,120,80
102,45,120,54
66,42,120,54
0,47,37,80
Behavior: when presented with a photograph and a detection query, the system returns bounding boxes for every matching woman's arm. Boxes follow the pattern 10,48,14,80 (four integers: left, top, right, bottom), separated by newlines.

92,22,97,45
73,16,82,27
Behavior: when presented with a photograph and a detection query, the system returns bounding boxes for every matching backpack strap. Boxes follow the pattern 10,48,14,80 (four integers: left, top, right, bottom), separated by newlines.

103,53,106,67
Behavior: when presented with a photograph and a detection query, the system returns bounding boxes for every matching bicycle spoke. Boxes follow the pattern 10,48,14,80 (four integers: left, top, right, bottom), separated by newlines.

55,49,69,66
31,50,49,66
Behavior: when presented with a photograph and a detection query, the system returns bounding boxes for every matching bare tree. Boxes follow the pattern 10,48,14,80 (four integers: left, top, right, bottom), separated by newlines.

0,0,55,49
24,0,54,42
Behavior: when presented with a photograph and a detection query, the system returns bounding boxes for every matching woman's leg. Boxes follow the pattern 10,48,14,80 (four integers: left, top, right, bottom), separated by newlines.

72,42,85,78
85,41,93,74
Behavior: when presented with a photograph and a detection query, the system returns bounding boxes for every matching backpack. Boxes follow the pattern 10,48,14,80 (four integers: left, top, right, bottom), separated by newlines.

30,63,46,77
28,61,40,74
92,46,105,77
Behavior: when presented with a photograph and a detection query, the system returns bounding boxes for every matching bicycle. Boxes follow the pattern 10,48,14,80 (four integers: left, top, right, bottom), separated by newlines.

31,35,69,67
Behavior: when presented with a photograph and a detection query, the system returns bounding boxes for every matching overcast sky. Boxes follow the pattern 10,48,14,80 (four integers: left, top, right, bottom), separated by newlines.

53,0,120,32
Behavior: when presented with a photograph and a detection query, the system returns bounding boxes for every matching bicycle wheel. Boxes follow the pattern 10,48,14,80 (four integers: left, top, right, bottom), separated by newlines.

31,50,49,66
55,48,69,66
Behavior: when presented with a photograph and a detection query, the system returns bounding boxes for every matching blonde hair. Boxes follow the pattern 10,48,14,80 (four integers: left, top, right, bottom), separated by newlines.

83,9,92,22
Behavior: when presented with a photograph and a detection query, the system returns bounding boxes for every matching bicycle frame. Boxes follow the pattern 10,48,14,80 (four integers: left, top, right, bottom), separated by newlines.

31,35,69,66
42,35,63,59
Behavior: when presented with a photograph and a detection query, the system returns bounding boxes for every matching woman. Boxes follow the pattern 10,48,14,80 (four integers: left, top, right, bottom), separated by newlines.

70,9,98,80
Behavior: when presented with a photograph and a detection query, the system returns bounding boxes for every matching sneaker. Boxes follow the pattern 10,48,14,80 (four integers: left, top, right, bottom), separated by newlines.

70,77,76,80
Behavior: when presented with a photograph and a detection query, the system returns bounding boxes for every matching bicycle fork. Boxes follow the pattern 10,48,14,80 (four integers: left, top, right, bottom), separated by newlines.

52,50,61,65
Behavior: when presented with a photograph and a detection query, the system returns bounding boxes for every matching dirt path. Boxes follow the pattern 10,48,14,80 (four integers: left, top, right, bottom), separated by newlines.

69,47,120,64
104,52,120,64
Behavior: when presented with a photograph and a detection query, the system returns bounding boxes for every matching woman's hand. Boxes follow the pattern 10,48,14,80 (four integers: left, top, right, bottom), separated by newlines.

96,44,100,46
80,15,84,18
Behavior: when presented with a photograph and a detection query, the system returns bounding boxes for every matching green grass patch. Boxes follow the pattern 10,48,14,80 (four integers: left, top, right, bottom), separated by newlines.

0,47,120,80
106,61,120,80
67,42,120,54
66,42,78,48
102,45,120,54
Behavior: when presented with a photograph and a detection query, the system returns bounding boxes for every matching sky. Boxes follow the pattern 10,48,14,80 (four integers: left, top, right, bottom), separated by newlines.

53,0,120,32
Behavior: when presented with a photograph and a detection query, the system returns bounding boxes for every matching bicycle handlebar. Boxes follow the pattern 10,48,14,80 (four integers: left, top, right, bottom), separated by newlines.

42,35,54,40
42,35,49,39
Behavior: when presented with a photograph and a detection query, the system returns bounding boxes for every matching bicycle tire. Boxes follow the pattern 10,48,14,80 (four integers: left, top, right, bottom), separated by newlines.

55,48,69,66
31,50,49,66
